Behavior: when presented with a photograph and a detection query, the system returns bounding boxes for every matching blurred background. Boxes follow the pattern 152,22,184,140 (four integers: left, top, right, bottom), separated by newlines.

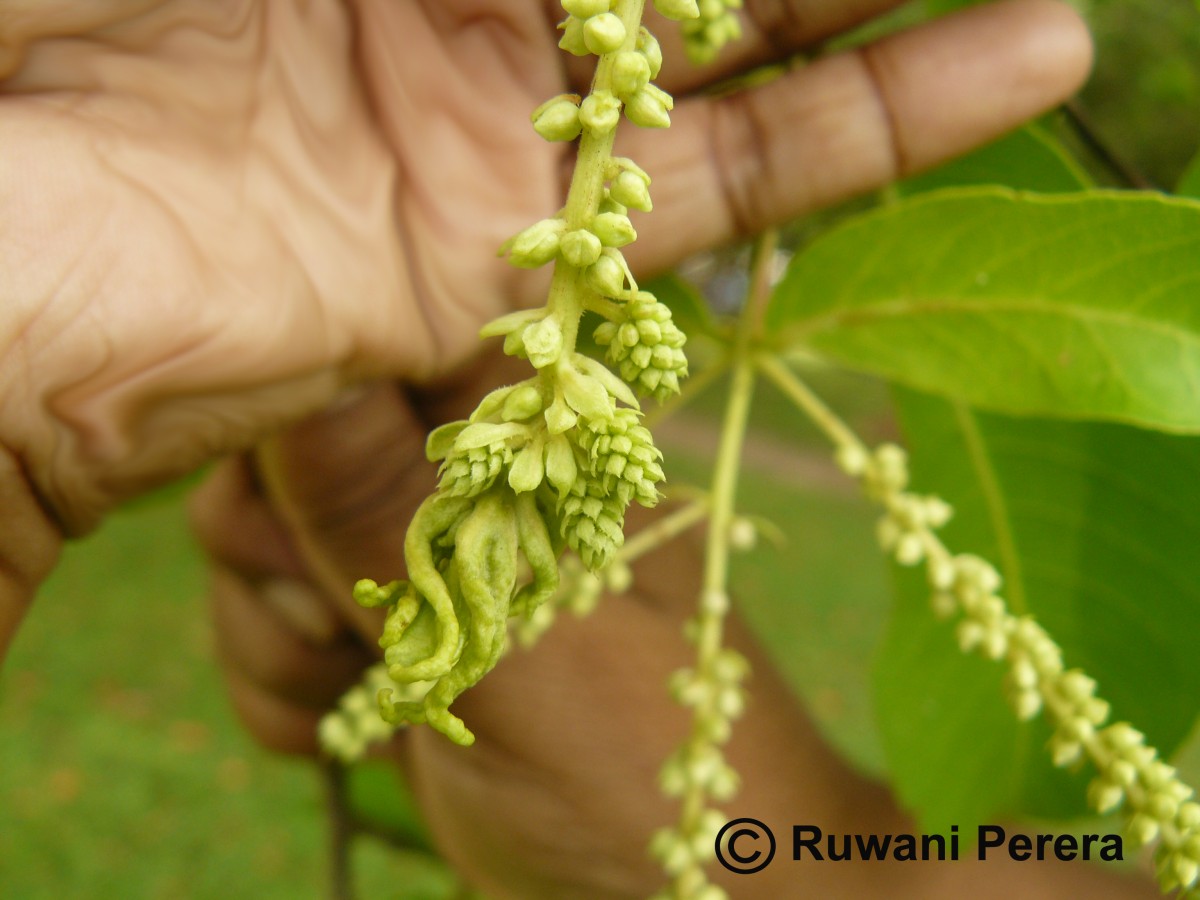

2,1,1198,897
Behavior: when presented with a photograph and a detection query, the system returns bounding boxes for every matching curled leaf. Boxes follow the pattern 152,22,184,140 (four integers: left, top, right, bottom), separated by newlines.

512,491,560,617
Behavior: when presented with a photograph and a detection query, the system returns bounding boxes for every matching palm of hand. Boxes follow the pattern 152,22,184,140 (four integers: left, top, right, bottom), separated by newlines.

1,0,568,530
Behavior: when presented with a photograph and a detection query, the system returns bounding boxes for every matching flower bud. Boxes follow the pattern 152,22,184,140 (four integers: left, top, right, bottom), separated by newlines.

1087,777,1125,814
531,95,582,142
523,317,564,368
583,12,626,55
624,85,672,128
730,517,757,550
586,251,628,296
611,51,651,99
557,16,590,56
579,90,622,134
609,169,652,211
636,27,663,79
508,444,546,493
654,0,700,20
544,432,578,494
561,228,603,268
561,0,609,16
505,217,565,268
598,195,627,217
501,385,544,421
591,211,636,247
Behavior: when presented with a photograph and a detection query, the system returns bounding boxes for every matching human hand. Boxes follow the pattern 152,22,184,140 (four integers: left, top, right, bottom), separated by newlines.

184,4,1113,895
0,0,1089,653
1,0,1087,533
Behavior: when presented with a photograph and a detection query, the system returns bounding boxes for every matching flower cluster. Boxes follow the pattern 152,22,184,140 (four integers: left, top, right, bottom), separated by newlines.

345,0,691,749
594,292,689,402
680,0,743,64
318,662,410,762
835,437,1200,896
648,644,748,900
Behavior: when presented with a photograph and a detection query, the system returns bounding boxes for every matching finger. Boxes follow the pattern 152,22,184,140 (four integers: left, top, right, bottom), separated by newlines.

209,565,374,710
223,663,330,756
252,383,435,638
647,0,910,93
189,457,308,582
620,0,1093,272
189,456,346,645
0,445,62,661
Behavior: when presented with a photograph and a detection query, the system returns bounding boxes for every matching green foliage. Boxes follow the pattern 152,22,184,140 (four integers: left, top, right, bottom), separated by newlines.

767,189,1200,432
898,124,1091,196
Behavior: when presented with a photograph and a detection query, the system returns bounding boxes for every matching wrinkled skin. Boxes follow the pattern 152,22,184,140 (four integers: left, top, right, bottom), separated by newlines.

2,1,1159,897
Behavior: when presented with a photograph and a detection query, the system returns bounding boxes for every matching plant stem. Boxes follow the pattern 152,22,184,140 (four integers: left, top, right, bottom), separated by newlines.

670,231,776,893
755,353,866,455
320,758,355,900
547,0,647,354
1063,100,1155,190
619,499,709,562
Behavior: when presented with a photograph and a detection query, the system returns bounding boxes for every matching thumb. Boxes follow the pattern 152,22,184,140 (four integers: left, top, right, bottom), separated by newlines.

254,382,435,640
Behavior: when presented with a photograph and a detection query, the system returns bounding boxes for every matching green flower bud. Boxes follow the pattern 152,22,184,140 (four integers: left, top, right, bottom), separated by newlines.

559,362,613,422
591,211,636,248
557,15,590,56
531,95,582,142
505,217,566,267
609,169,652,211
561,0,610,16
545,395,579,434
611,51,651,99
598,194,627,216
561,228,603,268
501,385,544,421
579,90,622,134
586,250,629,296
523,316,564,368
544,432,579,495
560,478,625,571
508,441,546,493
578,407,665,507
654,0,700,20
636,27,663,79
439,442,512,497
624,84,672,128
583,12,626,55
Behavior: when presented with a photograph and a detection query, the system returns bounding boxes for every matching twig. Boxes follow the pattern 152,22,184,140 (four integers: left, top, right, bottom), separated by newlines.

1062,99,1156,190
320,758,355,900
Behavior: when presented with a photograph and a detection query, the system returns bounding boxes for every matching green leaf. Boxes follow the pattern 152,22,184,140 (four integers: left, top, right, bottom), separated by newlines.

1179,149,1200,199
899,124,1091,196
875,389,1200,828
768,189,1200,432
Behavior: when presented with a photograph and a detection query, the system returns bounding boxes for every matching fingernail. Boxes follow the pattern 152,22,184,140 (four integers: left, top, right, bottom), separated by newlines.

260,578,341,645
